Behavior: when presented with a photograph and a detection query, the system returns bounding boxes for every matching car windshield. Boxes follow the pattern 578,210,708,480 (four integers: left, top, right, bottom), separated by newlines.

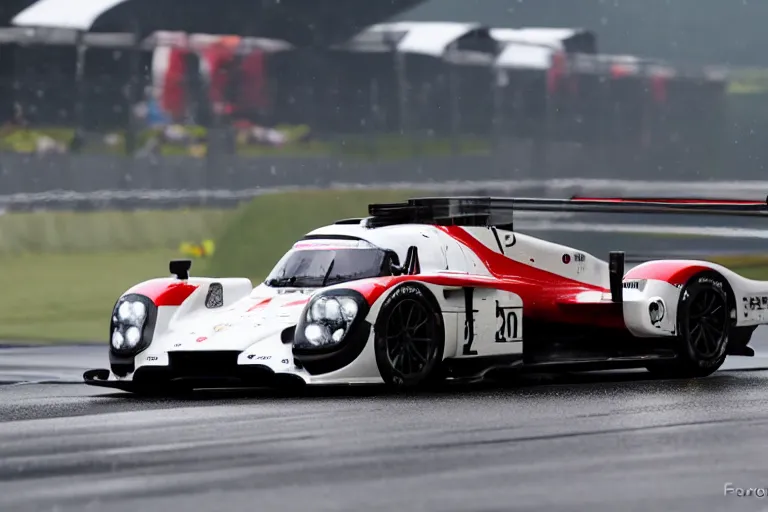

265,247,390,288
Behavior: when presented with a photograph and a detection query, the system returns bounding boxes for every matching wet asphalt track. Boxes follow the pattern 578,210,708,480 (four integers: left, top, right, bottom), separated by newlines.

4,230,768,511
4,342,768,511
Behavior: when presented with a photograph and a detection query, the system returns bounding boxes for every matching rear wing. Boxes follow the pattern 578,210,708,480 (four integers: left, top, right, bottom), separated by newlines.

367,195,768,228
367,195,768,304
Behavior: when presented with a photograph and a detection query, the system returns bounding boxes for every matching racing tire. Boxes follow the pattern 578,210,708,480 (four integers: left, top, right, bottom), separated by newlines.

373,284,445,390
646,271,733,379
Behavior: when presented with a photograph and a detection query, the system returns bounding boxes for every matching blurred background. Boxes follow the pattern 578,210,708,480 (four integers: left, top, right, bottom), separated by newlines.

2,0,768,343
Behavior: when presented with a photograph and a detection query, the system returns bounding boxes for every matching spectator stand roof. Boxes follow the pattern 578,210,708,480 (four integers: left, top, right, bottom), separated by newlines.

492,27,594,70
339,21,597,69
337,22,727,82
9,0,426,47
12,0,126,31
336,21,500,66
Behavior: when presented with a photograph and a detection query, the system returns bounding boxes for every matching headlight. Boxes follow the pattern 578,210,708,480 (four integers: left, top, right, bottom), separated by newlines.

110,294,156,356
294,291,367,350
117,300,146,325
648,297,665,325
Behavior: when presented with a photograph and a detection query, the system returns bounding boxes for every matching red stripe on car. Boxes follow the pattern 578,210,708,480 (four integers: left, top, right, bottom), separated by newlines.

247,297,272,311
343,226,625,328
438,225,607,290
624,261,713,286
282,298,309,307
125,279,199,306
572,197,764,206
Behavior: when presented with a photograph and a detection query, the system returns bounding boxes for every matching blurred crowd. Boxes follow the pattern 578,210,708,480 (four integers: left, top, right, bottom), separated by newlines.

0,23,732,161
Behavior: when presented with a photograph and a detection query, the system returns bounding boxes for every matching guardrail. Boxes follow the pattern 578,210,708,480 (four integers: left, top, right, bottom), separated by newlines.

3,178,768,212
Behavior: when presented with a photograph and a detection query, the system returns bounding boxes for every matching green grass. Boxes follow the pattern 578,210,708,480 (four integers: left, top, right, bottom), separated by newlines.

728,68,768,95
0,206,231,342
206,189,420,281
0,249,188,342
710,254,768,280
0,190,424,342
728,265,768,280
0,125,491,159
710,254,768,269
0,208,234,255
4,189,768,343
4,246,767,343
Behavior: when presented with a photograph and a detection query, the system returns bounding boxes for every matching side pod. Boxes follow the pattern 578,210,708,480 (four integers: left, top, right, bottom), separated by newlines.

609,251,625,303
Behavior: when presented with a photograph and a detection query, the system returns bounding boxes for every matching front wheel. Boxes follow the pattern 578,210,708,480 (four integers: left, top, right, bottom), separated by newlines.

647,272,732,378
374,284,445,389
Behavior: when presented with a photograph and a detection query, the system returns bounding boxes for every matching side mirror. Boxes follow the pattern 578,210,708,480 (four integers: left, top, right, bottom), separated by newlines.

388,246,420,276
609,251,624,303
170,259,192,280
403,246,421,275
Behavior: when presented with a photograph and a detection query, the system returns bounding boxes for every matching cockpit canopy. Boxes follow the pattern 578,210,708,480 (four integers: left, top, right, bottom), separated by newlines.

265,238,399,288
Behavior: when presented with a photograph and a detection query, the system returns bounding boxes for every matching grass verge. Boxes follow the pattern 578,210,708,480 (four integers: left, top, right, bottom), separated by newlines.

3,187,768,343
5,248,768,344
709,254,768,270
0,126,490,159
0,190,421,342
0,206,230,342
727,265,768,280
0,249,191,342
0,208,233,255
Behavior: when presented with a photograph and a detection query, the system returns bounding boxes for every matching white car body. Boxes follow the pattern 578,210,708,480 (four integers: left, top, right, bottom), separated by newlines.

85,196,768,392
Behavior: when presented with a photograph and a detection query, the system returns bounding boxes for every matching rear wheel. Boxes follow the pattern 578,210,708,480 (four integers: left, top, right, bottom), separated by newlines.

647,272,732,378
374,285,445,389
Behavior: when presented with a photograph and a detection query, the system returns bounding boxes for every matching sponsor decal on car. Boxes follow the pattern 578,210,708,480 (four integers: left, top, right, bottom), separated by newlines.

744,295,768,311
698,276,723,288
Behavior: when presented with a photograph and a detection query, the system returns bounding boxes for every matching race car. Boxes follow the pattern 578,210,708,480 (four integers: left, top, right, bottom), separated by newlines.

84,195,768,393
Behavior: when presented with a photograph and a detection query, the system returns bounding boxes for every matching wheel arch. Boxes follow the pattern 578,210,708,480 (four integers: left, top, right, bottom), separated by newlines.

646,267,734,378
372,280,448,388
375,280,446,332
626,260,721,287
681,269,758,355
680,269,737,327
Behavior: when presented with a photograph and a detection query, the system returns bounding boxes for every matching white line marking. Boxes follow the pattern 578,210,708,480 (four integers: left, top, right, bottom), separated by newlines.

4,178,768,206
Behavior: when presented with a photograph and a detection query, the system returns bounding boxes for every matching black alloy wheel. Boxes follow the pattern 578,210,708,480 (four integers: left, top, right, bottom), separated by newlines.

685,287,728,361
374,285,444,389
647,272,732,378
385,298,437,376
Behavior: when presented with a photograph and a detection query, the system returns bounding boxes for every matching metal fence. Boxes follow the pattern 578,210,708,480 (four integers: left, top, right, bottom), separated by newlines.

1,39,767,201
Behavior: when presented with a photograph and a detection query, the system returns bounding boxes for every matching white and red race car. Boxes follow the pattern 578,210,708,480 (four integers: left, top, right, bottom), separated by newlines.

84,196,767,394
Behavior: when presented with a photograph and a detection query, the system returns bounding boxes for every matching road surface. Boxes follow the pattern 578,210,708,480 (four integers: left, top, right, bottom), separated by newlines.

2,337,768,511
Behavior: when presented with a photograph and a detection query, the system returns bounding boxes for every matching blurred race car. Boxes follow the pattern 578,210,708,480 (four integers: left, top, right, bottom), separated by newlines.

84,195,767,394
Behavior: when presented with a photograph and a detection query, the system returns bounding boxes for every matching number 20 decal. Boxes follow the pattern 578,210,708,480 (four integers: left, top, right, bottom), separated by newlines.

495,301,521,342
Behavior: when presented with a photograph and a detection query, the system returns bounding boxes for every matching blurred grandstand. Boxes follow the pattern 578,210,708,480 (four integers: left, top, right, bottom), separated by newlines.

0,0,765,207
